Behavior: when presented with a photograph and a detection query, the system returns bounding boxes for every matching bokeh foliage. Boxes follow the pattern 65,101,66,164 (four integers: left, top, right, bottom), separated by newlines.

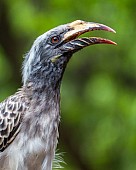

0,0,136,169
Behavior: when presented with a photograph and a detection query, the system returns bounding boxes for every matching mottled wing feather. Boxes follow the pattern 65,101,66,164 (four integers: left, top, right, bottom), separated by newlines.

0,92,29,152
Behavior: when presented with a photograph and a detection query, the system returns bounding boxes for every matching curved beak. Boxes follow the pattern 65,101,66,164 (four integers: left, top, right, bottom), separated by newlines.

61,20,116,53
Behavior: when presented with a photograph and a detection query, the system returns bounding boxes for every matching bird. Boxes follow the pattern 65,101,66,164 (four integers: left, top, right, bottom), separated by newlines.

0,20,116,170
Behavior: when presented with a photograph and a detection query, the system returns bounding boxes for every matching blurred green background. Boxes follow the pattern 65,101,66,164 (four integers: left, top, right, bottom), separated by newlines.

0,0,136,170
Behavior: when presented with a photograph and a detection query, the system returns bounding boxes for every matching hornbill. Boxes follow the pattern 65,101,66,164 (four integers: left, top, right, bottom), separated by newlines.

0,20,116,170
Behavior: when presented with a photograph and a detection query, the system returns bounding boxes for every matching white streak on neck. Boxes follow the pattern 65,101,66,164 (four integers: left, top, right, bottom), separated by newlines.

22,33,47,85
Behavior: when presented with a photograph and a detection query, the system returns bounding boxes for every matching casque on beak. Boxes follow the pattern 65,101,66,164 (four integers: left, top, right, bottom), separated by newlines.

61,20,116,53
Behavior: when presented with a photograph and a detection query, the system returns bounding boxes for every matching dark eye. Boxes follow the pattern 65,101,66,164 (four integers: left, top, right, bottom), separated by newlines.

50,36,60,44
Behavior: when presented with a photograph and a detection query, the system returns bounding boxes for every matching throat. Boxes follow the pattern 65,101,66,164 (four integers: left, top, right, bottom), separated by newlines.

25,81,61,113
27,67,63,93
23,81,61,136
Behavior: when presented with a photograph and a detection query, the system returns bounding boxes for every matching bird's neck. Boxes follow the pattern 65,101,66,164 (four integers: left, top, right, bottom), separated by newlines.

25,80,61,101
24,57,70,97
23,81,61,120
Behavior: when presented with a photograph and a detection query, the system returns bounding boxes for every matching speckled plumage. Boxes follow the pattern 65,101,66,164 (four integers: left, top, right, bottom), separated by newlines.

0,83,60,170
0,89,28,152
0,20,116,170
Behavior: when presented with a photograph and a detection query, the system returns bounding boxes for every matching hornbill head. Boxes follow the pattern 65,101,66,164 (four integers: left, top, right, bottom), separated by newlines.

23,20,116,87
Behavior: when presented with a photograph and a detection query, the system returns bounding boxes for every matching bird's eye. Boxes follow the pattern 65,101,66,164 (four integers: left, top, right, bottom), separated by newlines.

50,36,60,44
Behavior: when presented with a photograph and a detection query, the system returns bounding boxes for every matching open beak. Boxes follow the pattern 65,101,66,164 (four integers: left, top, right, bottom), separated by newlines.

62,20,116,53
